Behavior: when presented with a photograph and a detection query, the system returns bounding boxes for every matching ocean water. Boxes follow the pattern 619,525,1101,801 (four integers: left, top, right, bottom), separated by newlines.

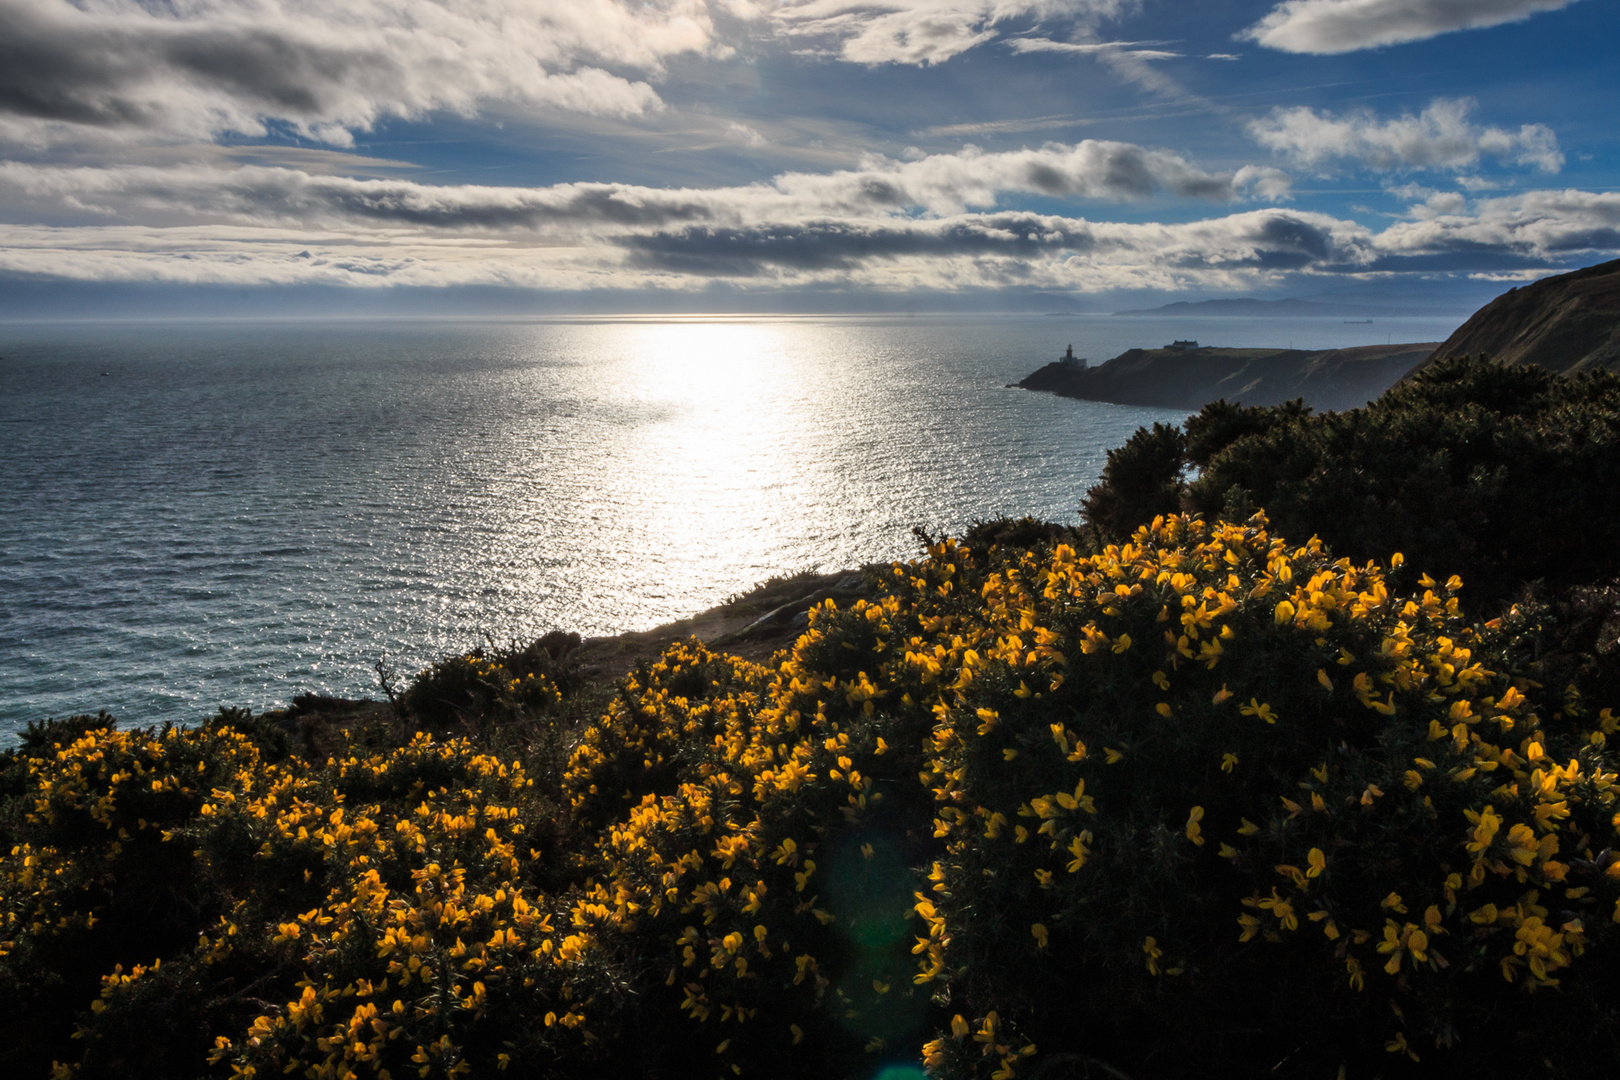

0,313,1462,737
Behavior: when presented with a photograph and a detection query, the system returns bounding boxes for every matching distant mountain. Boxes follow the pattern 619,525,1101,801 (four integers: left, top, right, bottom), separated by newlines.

1114,298,1349,317
1423,258,1620,374
1017,341,1439,412
1114,289,1482,319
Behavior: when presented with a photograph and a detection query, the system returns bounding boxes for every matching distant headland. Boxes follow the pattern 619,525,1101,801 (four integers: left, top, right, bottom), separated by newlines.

1017,339,1440,411
1025,259,1620,410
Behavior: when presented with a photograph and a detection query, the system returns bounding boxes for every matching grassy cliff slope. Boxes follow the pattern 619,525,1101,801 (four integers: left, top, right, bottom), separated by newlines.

1425,258,1620,374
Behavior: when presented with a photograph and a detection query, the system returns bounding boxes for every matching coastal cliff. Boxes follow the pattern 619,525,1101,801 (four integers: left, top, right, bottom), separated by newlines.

1022,258,1620,411
1423,257,1620,374
1017,340,1438,411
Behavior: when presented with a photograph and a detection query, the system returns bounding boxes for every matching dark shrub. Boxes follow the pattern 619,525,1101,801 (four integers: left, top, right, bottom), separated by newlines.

1084,358,1620,614
1079,421,1187,543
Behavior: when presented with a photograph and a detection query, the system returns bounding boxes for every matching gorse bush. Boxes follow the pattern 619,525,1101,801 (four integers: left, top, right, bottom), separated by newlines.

402,631,580,732
899,516,1620,1078
6,514,1620,1078
1082,357,1620,612
0,721,598,1080
1078,421,1187,545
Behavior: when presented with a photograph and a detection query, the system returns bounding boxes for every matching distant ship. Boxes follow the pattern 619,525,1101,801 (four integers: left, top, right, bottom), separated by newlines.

1343,319,1374,324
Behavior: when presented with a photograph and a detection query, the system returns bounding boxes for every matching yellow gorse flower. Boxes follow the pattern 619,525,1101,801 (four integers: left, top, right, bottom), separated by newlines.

9,512,1619,1080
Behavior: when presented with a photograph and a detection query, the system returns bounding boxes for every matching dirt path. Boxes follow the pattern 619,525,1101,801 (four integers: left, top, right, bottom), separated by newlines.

572,567,875,677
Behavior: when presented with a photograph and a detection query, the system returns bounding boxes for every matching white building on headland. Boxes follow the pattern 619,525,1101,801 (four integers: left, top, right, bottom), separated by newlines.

1060,344,1088,369
1167,340,1200,350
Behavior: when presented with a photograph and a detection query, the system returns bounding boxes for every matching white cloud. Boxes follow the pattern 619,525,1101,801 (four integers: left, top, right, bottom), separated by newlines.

780,141,1291,212
1386,182,1438,203
1239,0,1583,55
917,116,1080,137
1005,37,1180,60
1406,190,1468,218
0,0,723,147
1248,99,1563,173
768,0,1133,66
1377,188,1620,258
0,140,1287,235
726,122,768,147
4,189,1617,293
1,150,1614,294
1468,268,1562,282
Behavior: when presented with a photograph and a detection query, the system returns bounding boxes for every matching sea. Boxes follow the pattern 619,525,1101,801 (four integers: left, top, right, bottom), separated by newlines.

0,313,1464,740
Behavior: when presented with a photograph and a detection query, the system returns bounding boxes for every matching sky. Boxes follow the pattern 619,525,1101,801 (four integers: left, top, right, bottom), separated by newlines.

1,0,1617,315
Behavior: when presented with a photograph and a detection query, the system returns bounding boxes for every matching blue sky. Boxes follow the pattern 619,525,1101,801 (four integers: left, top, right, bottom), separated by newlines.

1,0,1616,313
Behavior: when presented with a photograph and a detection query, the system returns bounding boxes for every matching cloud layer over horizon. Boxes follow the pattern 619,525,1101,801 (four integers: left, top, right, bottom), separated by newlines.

0,0,1613,306
2,145,1614,294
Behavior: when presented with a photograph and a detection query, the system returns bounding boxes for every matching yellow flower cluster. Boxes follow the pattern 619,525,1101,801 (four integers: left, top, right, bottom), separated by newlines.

7,512,1620,1079
3,723,263,944
904,514,1620,1073
558,632,929,1073
3,724,611,1079
203,735,611,1080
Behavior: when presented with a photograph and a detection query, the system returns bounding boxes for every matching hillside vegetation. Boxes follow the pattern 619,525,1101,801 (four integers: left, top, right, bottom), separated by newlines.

6,360,1620,1080
1083,357,1620,618
1425,258,1620,375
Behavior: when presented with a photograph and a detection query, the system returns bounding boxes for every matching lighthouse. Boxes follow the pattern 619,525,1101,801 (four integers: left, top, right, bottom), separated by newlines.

1060,344,1087,369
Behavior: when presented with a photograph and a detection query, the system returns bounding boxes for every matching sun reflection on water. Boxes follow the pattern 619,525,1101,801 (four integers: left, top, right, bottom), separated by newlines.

490,318,889,632
6,313,1284,726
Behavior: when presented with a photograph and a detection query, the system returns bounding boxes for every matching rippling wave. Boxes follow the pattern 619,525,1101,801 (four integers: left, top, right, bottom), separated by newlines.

0,313,1460,735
